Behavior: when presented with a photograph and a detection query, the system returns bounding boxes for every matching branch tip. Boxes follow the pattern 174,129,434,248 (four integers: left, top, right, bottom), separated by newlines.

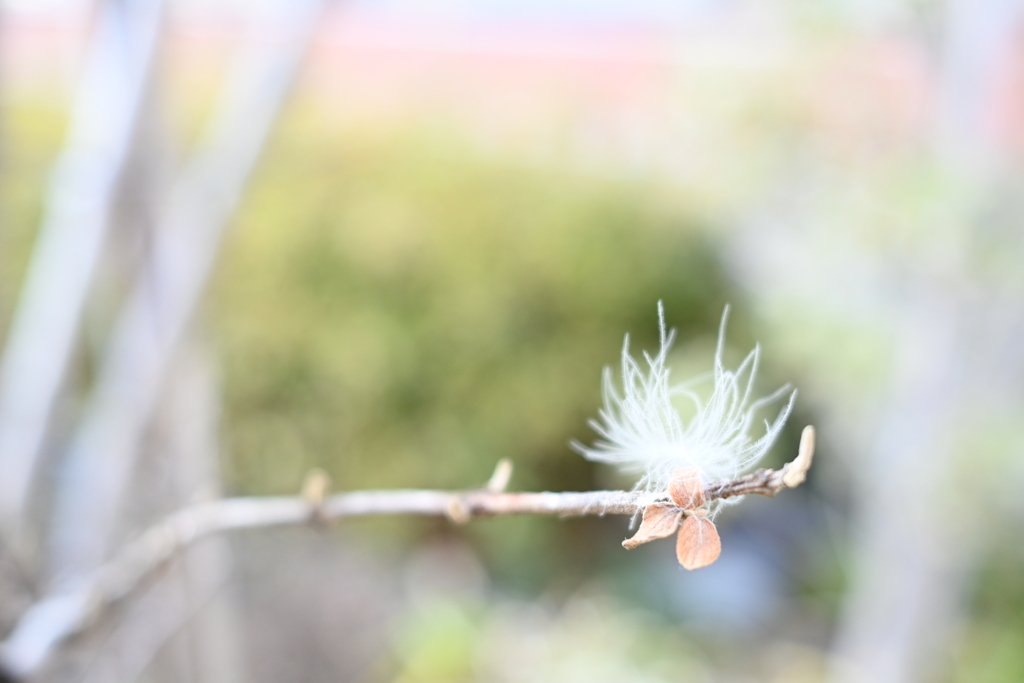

782,425,815,489
705,424,817,500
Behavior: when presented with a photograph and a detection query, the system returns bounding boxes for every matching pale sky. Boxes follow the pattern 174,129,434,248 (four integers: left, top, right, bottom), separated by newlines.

0,0,907,34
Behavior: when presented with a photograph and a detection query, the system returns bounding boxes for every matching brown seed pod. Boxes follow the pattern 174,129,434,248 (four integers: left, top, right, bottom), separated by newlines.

668,468,706,510
675,516,721,570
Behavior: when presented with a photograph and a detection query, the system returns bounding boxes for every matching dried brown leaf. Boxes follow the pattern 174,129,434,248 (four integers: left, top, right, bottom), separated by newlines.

622,505,683,549
675,516,721,570
668,468,706,509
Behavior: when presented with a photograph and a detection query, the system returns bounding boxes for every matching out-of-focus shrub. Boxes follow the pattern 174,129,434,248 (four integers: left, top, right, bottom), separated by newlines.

210,115,741,585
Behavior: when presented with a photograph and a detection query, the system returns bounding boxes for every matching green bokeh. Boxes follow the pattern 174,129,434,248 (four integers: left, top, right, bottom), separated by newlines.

212,117,734,499
207,115,741,588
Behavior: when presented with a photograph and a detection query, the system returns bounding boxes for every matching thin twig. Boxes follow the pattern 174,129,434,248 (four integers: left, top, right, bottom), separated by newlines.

0,429,814,680
708,425,816,499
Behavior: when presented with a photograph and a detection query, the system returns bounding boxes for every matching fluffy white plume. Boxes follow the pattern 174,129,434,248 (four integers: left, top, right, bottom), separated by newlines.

574,303,795,510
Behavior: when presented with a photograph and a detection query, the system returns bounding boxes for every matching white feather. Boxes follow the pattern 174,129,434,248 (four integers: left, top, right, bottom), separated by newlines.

573,303,795,511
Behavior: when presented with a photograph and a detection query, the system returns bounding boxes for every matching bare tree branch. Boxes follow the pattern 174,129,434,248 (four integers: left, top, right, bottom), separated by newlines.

0,0,165,535
0,427,814,680
45,0,332,581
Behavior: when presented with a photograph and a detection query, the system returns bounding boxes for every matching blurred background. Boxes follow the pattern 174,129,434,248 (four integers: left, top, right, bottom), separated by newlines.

1,0,1024,681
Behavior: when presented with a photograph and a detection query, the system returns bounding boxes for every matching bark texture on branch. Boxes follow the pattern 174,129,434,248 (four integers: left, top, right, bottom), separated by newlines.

0,427,814,680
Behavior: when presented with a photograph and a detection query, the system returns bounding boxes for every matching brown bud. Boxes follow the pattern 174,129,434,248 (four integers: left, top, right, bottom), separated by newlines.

300,468,331,506
622,505,683,549
675,516,721,570
445,497,471,525
668,468,706,510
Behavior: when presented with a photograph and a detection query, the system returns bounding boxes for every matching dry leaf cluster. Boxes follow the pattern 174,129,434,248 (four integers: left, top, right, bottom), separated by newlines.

622,425,815,569
621,467,721,569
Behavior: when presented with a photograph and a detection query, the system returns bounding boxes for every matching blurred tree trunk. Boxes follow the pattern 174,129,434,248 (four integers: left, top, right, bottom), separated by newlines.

0,0,330,678
70,342,243,683
45,0,329,583
0,0,165,550
828,2,1024,682
158,342,244,683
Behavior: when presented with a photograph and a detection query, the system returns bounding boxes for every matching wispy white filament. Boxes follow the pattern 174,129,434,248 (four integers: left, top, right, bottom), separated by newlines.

574,303,795,510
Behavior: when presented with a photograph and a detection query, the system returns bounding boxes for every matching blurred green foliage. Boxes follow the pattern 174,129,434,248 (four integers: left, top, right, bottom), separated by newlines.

388,592,713,683
3,18,1024,680
213,114,735,497
950,545,1024,683
210,113,744,587
5,72,1024,682
0,103,67,334
0,97,759,591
